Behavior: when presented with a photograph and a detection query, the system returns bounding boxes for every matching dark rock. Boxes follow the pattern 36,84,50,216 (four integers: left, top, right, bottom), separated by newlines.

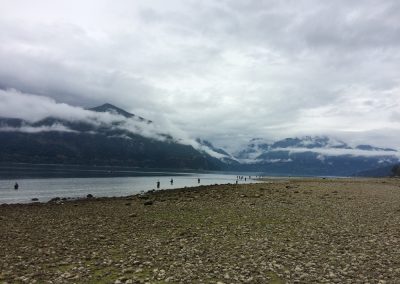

31,198,39,202
143,200,153,206
87,194,94,199
48,197,61,203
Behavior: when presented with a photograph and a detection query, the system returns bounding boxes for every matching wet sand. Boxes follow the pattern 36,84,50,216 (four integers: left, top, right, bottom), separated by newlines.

1,178,400,283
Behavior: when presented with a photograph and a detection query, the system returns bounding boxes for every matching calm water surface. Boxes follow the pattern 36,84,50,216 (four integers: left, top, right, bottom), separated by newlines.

0,173,257,204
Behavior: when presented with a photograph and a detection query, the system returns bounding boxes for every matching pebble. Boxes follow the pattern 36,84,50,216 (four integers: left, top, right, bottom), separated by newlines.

1,180,399,283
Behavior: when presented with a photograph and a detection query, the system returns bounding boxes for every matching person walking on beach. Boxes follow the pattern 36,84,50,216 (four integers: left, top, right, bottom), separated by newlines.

157,181,160,189
198,178,200,184
170,178,173,185
14,182,19,190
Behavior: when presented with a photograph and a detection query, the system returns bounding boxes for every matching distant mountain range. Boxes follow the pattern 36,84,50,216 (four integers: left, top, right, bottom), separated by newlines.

230,136,399,176
0,104,399,176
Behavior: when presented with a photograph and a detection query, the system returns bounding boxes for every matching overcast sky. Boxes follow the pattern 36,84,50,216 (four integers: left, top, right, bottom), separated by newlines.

1,0,400,150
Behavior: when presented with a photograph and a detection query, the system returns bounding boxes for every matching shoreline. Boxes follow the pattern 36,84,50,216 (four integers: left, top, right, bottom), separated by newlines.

1,178,400,283
0,182,260,206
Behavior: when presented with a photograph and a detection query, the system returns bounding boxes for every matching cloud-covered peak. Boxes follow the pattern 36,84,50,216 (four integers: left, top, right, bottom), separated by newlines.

0,89,179,142
90,103,135,118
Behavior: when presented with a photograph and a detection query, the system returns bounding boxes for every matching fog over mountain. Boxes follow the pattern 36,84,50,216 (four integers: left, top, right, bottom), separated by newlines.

1,1,400,151
1,96,398,175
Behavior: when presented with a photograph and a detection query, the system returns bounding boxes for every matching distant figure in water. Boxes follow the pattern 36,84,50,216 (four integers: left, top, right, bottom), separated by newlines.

170,178,173,185
198,178,200,184
14,182,19,190
157,181,160,189
245,177,247,182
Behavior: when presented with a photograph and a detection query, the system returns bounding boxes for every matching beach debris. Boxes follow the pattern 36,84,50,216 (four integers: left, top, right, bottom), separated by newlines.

48,197,61,203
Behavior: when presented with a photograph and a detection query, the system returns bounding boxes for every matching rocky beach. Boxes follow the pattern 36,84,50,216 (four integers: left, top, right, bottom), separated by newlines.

1,178,400,283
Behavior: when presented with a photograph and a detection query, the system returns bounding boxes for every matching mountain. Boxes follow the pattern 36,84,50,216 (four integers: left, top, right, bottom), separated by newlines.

231,136,399,176
393,164,400,176
196,139,239,165
354,163,400,177
0,104,224,170
89,103,152,123
1,104,398,176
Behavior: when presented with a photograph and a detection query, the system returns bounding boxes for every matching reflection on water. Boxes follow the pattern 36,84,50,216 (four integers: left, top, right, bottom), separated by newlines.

0,172,259,204
0,163,193,179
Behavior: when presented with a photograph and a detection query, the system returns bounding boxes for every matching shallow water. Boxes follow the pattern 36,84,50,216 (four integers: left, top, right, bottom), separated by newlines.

0,173,257,204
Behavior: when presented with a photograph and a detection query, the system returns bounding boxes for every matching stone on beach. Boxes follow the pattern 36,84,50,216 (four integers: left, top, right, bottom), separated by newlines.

1,178,400,283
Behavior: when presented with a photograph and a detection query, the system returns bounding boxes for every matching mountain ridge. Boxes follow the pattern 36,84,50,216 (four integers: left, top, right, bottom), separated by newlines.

0,103,399,176
227,136,399,176
89,103,152,123
0,104,224,170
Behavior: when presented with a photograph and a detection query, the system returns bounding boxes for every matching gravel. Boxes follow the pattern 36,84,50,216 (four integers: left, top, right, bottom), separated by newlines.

0,178,400,283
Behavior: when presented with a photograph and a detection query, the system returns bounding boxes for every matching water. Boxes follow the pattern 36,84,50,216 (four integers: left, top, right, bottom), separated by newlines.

0,173,257,204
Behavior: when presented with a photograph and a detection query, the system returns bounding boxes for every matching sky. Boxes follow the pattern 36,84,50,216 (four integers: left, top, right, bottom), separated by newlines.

1,0,400,151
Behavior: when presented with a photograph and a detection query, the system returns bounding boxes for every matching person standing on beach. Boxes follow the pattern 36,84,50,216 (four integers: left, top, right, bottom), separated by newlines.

14,182,19,190
170,178,173,185
157,181,160,189
198,178,200,184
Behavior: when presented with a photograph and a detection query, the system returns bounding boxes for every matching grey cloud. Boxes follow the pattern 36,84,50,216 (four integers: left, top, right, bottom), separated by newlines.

1,0,400,151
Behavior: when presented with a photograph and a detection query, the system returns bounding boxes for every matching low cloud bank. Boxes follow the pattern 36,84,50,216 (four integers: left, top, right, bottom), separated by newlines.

0,124,77,133
0,89,227,159
273,147,400,158
0,89,183,142
2,89,398,161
